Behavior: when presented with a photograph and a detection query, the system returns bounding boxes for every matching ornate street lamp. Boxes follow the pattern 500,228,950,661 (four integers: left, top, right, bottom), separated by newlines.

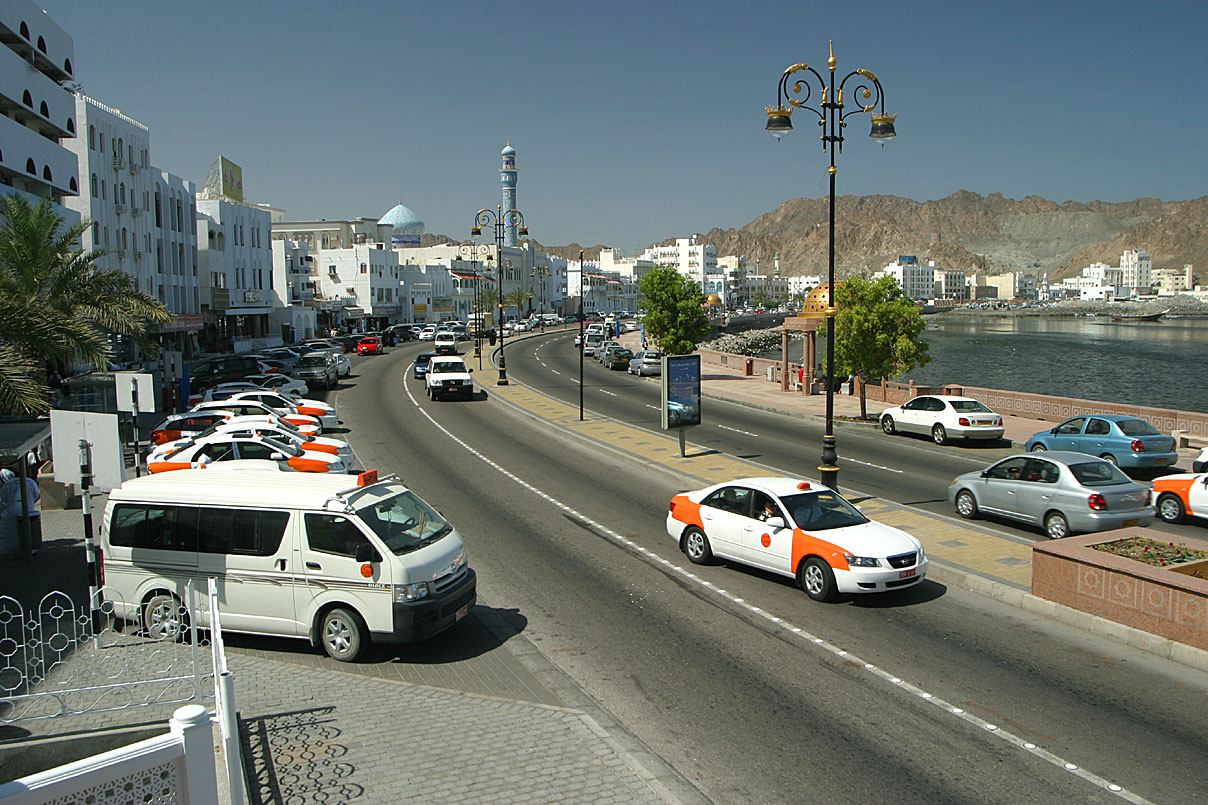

472,205,527,385
766,41,895,493
457,240,492,367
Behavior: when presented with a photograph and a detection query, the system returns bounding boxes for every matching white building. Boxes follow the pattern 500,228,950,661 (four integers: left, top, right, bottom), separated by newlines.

876,256,937,301
0,1,79,223
197,197,277,352
639,237,723,302
270,239,318,343
1119,248,1153,298
312,244,402,331
1153,264,1194,296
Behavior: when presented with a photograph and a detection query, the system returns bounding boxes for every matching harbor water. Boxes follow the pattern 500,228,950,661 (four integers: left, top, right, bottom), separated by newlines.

762,315,1208,414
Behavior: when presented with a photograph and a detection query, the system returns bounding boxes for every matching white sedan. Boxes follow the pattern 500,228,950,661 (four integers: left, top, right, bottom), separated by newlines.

147,433,350,474
152,418,353,463
244,373,308,397
879,395,1004,445
666,477,927,601
221,390,340,429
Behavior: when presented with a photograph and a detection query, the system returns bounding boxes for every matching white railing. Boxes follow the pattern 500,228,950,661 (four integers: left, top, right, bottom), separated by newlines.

0,704,218,804
210,579,246,805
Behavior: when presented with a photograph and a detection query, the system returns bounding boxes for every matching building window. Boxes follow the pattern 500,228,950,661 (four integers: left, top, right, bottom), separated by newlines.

39,101,49,117
25,158,35,174
90,173,97,197
63,58,72,75
36,36,46,54
22,91,32,109
91,221,98,244
154,190,162,226
19,21,29,39
101,179,106,200
88,125,95,150
66,118,74,134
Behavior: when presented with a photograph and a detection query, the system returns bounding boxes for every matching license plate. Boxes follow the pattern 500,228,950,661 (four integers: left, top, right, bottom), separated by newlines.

1122,519,1139,527
898,568,916,579
455,605,469,621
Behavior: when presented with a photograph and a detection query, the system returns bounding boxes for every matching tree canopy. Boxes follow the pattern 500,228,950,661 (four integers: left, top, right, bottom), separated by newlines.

0,193,170,415
638,265,712,355
833,275,930,419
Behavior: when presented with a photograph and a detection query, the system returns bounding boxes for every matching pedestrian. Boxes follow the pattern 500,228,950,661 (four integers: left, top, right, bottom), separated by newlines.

0,467,41,555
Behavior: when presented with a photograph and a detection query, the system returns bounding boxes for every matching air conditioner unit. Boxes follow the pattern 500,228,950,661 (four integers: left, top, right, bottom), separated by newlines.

113,157,127,171
133,250,143,261
130,205,142,216
114,203,127,214
129,163,142,174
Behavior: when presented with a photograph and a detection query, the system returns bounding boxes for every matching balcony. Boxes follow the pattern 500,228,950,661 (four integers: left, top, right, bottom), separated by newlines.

112,157,127,171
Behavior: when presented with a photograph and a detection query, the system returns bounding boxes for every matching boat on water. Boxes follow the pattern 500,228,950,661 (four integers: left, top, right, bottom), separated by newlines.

1109,308,1170,322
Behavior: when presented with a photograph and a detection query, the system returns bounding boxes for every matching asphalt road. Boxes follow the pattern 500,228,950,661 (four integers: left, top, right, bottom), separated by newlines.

326,340,1208,803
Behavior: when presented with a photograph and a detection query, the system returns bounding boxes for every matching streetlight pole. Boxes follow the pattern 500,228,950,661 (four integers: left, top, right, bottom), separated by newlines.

578,250,585,421
765,41,896,493
457,240,492,369
472,205,526,386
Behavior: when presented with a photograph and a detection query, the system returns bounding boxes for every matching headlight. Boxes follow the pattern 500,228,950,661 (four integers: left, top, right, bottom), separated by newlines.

393,582,429,602
844,555,881,567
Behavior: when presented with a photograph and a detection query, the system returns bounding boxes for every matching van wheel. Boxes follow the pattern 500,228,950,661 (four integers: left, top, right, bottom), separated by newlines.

143,593,187,642
320,607,366,662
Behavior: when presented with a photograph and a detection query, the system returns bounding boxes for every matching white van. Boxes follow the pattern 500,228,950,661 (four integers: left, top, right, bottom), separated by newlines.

583,332,606,356
100,466,476,661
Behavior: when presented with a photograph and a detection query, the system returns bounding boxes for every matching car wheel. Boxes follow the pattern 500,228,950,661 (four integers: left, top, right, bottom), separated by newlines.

320,607,366,662
1030,443,1047,452
1157,493,1187,524
932,424,948,445
1044,511,1070,539
143,593,186,642
682,527,713,565
955,490,979,519
1100,453,1119,467
881,415,896,435
798,557,840,602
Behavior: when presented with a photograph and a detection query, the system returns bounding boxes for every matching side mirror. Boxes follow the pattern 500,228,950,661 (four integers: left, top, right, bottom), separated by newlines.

1050,428,1058,434
467,368,473,373
980,470,990,478
354,543,381,563
765,516,787,530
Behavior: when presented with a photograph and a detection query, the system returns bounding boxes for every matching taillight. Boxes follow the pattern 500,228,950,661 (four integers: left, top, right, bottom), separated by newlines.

958,417,971,427
1130,439,1144,452
1088,493,1107,511
668,501,676,513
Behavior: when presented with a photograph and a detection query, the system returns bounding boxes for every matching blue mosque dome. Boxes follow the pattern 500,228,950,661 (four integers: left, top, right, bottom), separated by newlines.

379,198,424,246
501,142,516,156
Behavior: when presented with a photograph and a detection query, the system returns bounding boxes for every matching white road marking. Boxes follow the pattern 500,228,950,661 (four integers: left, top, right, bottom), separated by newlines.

599,390,618,397
403,381,1149,805
841,456,904,473
718,424,758,437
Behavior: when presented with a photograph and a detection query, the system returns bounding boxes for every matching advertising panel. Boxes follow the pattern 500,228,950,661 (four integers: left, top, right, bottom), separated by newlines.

661,354,701,429
220,156,244,203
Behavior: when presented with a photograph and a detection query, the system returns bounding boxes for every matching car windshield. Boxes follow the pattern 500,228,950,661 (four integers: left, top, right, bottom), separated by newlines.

780,491,869,530
1069,461,1133,486
358,491,451,555
431,360,466,374
298,355,327,367
950,400,992,413
1117,419,1162,437
261,437,301,457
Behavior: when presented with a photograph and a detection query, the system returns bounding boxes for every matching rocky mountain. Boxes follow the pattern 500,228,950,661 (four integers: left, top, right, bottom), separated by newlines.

696,191,1206,281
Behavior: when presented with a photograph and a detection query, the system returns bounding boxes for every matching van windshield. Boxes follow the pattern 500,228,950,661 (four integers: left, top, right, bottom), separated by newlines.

358,491,451,555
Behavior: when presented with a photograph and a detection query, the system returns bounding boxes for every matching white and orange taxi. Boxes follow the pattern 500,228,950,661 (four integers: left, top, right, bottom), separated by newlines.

147,434,349,474
1153,473,1208,524
666,477,927,601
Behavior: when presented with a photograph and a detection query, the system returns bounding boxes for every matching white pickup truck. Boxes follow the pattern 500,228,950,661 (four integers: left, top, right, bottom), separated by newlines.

426,356,475,401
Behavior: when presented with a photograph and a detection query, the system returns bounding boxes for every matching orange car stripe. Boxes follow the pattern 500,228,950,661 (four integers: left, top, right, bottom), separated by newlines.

669,496,702,530
1152,476,1195,505
790,529,850,574
147,462,194,474
286,458,332,473
303,441,338,454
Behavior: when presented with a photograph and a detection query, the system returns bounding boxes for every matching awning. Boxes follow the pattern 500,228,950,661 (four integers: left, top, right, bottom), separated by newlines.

343,307,365,317
224,307,272,315
0,420,51,459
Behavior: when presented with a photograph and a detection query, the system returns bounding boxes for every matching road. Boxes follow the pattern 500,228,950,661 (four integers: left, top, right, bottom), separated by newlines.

324,339,1208,803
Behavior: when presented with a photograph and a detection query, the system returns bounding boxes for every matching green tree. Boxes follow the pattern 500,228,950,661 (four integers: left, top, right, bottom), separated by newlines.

476,284,499,325
0,193,170,414
638,265,712,354
502,288,532,321
833,275,930,419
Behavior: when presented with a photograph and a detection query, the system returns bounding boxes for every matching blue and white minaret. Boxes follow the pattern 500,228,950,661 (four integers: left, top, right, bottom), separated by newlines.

500,139,518,246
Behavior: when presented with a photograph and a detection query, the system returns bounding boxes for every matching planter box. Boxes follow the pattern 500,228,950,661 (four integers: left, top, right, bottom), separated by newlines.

1033,528,1208,652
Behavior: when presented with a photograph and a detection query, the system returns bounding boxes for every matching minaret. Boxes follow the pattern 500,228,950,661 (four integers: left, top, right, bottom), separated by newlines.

500,139,518,246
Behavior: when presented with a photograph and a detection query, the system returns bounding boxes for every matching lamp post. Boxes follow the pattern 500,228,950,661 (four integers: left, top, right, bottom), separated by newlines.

457,240,492,367
765,41,895,493
578,250,585,421
472,205,527,385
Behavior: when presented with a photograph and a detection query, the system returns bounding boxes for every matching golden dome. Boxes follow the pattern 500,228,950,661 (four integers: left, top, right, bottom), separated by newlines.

801,283,835,315
705,293,722,305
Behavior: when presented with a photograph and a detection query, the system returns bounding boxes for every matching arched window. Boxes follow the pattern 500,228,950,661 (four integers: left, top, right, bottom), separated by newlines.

99,132,104,151
25,158,36,174
63,58,72,75
36,36,46,54
40,164,51,182
119,182,126,203
116,137,123,158
68,177,76,192
89,174,97,196
19,22,29,39
66,118,74,134
39,101,49,117
22,90,32,108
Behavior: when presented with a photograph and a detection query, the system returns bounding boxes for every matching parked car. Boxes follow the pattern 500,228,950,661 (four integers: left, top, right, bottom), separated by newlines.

666,476,927,601
147,433,350,474
434,332,458,355
1025,415,1178,470
414,353,436,379
299,339,344,357
293,352,339,391
948,452,1153,539
425,356,474,401
149,411,238,446
879,395,1005,445
1151,472,1208,524
153,419,352,463
187,400,322,434
219,390,340,429
1194,446,1208,474
627,350,663,377
356,336,383,356
419,326,437,341
596,341,621,363
603,347,633,370
188,354,263,394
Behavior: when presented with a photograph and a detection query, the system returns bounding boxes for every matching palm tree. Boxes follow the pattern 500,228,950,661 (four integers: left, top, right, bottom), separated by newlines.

502,289,532,321
476,285,499,326
0,193,170,414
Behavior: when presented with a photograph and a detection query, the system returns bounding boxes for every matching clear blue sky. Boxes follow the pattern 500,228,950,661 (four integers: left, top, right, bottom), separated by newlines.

38,0,1208,253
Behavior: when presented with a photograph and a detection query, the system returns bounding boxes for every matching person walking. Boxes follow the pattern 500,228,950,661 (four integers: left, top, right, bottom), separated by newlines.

0,467,41,555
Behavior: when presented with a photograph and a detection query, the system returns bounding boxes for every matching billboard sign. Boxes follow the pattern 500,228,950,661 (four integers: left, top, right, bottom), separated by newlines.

220,156,244,202
661,354,701,429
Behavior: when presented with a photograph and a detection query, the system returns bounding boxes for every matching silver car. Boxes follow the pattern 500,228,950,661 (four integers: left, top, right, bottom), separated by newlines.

947,451,1153,539
628,350,663,377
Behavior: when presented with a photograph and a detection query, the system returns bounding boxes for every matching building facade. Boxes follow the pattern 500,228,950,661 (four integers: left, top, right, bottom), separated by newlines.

1119,248,1153,298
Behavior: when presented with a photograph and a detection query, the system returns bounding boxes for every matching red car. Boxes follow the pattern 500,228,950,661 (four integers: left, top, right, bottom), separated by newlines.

356,336,383,355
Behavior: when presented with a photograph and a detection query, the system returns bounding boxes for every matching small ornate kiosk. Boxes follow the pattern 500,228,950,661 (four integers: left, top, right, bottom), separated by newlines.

779,283,832,392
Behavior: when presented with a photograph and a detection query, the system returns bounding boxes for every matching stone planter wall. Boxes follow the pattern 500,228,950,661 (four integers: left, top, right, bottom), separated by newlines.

1032,528,1208,652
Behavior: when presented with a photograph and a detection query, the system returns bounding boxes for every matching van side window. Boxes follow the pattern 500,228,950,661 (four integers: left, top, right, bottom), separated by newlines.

108,504,198,551
197,508,289,556
305,514,371,558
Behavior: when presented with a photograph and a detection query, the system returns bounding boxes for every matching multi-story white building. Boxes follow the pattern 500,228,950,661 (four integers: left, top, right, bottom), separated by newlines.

312,244,402,331
1119,248,1153,298
876,256,938,301
640,237,723,302
197,197,277,353
0,1,79,223
269,238,318,343
1153,264,1194,296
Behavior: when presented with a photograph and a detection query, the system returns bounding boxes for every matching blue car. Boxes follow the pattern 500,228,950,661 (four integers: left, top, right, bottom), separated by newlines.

1025,414,1178,470
414,353,436,379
